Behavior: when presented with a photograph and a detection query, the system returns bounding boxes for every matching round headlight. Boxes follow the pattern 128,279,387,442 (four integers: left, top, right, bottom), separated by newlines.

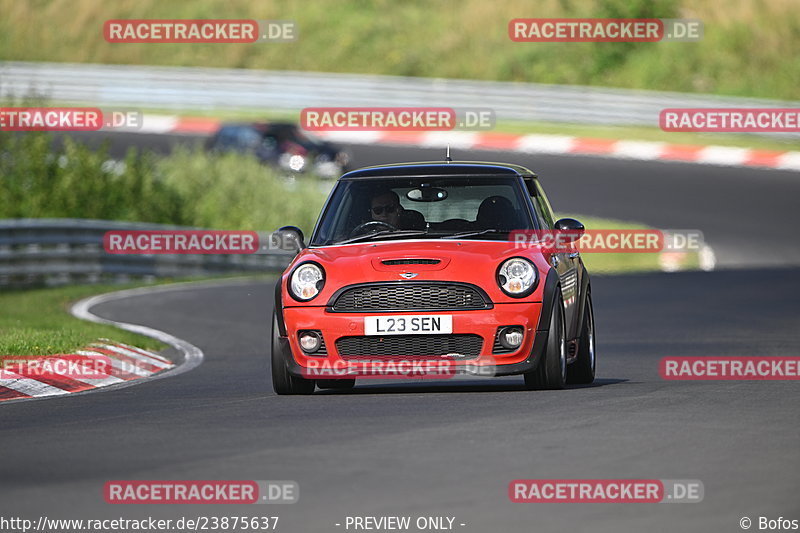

497,257,538,297
289,262,325,301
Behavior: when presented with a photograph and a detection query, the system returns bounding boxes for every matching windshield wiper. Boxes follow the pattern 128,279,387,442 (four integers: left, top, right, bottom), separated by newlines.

335,230,430,245
441,229,509,240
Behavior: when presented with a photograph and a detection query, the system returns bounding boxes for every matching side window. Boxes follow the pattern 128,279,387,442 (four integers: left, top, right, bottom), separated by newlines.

533,181,556,229
238,127,261,148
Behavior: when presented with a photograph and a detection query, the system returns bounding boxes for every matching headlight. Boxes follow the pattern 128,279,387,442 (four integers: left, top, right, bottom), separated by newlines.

288,154,306,172
289,262,325,301
497,257,538,297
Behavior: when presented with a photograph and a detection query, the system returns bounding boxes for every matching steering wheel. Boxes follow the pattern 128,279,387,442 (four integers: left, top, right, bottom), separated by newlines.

349,220,397,238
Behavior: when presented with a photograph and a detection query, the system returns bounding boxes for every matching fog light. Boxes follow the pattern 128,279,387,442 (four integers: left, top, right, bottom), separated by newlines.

499,327,524,350
299,331,321,353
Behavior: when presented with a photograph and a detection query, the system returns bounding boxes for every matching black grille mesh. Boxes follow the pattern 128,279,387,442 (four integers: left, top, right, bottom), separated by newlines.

336,334,482,358
492,332,513,354
331,283,488,312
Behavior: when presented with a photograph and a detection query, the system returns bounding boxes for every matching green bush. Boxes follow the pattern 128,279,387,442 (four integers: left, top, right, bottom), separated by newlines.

0,130,327,235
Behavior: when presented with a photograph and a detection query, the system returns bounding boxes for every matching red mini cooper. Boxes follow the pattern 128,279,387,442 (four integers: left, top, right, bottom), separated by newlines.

271,161,595,394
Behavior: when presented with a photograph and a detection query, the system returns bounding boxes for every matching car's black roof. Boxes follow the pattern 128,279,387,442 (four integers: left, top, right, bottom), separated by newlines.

339,161,538,180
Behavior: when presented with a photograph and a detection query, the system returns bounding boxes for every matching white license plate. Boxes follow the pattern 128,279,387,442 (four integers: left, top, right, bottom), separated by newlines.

364,315,452,336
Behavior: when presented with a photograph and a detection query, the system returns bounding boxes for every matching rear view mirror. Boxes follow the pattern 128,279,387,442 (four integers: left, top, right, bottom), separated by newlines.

407,187,448,202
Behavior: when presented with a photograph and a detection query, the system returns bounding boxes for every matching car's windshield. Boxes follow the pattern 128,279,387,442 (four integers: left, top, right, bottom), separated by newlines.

310,176,536,246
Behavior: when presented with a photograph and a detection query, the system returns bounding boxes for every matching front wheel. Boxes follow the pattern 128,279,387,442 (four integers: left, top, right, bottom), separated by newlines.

271,313,316,395
567,292,596,385
523,292,567,390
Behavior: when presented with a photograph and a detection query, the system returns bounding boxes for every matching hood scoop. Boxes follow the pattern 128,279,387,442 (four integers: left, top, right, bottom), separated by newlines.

372,256,450,272
381,258,441,266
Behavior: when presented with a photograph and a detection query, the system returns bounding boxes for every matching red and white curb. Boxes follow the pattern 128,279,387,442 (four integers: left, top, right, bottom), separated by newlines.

120,114,800,171
0,341,173,402
0,282,207,405
316,131,800,172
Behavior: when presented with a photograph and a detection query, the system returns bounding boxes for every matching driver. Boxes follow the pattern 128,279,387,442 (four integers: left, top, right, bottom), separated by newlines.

369,190,403,228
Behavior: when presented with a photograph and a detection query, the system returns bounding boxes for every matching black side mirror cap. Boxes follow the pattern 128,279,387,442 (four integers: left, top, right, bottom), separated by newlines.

554,218,585,231
553,218,585,243
272,225,305,252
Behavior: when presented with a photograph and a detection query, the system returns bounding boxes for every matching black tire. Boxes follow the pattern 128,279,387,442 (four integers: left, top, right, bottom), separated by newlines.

567,292,596,385
316,379,356,390
523,292,567,390
271,313,316,395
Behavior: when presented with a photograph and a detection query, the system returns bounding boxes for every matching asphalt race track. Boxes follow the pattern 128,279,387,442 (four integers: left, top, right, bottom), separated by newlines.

2,134,798,532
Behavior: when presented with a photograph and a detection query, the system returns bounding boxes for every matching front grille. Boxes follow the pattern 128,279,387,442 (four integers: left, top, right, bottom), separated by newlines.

330,282,490,312
381,258,441,265
336,334,483,358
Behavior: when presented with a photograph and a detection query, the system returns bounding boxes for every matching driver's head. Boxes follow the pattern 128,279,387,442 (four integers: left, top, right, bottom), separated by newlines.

370,190,402,227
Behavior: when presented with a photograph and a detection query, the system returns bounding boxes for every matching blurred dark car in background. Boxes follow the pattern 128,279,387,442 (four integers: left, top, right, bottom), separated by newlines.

206,121,350,178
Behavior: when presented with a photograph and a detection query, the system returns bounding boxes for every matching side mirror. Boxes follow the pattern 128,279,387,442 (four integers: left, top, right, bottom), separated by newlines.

272,225,305,253
553,218,585,243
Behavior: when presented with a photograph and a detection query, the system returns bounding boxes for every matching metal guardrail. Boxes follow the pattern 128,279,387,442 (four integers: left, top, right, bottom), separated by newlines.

0,219,293,288
1,61,798,136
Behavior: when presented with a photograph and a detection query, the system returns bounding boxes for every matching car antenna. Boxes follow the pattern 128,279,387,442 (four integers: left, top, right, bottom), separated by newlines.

445,145,452,163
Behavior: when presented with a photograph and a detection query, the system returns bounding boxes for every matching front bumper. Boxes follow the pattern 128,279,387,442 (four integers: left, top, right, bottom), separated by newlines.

281,303,546,378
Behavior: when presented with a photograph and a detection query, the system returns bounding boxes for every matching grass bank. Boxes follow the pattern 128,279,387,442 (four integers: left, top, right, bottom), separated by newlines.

0,0,797,100
0,283,167,357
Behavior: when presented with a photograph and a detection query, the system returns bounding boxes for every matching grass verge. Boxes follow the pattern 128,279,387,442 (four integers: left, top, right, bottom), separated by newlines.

0,0,797,100
0,275,275,359
0,283,167,358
